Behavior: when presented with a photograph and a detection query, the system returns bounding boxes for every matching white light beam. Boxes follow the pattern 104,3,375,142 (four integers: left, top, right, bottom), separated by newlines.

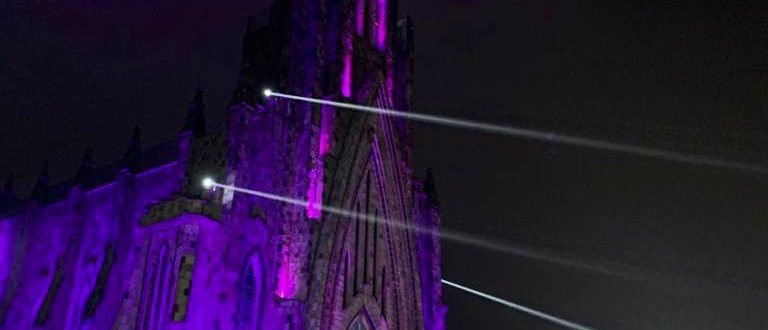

204,180,600,329
204,180,640,280
267,91,768,174
442,279,598,330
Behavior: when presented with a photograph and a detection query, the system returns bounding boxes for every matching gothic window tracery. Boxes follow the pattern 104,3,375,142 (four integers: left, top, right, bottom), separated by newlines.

339,160,392,326
347,167,383,304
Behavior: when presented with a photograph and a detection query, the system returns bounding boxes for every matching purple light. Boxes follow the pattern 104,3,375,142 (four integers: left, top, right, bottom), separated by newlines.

276,259,297,299
319,106,332,155
0,2,442,328
0,220,9,288
356,0,365,35
377,0,387,50
306,106,333,220
306,168,323,219
342,53,353,98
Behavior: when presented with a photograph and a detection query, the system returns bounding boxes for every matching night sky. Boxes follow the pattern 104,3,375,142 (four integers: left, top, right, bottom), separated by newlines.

3,1,768,329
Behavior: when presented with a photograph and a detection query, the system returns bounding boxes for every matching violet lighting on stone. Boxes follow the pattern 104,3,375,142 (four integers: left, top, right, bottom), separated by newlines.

0,1,448,329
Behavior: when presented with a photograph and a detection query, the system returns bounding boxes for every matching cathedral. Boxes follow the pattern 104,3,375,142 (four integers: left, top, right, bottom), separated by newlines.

0,0,446,329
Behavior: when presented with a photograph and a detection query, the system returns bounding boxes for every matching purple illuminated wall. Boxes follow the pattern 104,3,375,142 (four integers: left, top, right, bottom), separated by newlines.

377,0,388,50
0,219,10,300
342,52,354,98
0,0,442,329
356,0,366,36
306,105,334,220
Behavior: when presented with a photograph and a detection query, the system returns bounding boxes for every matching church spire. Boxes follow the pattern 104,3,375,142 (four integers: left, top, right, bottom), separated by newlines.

423,167,440,209
182,88,207,137
123,125,142,173
31,162,50,202
74,146,94,186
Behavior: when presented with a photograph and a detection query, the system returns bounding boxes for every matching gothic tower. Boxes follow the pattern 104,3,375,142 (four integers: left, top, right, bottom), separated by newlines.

221,0,443,328
0,0,443,329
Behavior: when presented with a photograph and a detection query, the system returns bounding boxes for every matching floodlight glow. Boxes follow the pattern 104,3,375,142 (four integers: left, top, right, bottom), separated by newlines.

265,91,768,175
202,177,214,189
263,88,273,98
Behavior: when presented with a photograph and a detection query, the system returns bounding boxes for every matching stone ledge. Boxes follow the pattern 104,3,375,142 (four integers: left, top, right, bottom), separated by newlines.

140,196,222,227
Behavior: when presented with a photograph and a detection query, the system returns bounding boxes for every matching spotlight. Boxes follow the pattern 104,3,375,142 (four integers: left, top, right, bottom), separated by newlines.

202,177,214,189
263,88,273,98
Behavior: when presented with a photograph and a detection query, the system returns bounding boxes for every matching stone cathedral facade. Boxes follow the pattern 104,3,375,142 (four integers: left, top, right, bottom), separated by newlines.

0,0,446,329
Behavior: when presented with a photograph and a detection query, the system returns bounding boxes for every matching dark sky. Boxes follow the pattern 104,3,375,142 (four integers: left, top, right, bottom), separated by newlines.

3,1,768,329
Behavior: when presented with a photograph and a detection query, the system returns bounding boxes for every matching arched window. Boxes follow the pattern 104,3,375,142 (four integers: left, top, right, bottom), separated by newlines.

138,242,171,330
348,313,373,330
150,244,171,329
236,252,264,330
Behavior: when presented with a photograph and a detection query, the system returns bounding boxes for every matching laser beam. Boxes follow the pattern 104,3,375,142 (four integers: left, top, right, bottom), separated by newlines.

442,279,597,330
265,90,768,174
206,180,641,280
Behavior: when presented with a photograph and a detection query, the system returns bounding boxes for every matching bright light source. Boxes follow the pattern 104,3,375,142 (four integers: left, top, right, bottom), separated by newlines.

263,88,273,98
202,177,214,189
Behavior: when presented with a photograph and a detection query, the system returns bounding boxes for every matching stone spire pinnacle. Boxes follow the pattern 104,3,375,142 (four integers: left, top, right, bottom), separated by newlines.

423,167,440,209
31,162,50,202
182,88,207,137
123,125,142,173
74,146,94,186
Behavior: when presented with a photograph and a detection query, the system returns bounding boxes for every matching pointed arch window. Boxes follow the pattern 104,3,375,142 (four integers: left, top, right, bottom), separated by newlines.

236,252,264,330
348,313,373,330
146,243,172,329
137,242,173,330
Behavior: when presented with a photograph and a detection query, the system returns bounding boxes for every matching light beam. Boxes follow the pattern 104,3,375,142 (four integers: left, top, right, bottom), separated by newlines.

202,179,603,328
202,180,641,280
267,91,768,174
442,279,597,330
